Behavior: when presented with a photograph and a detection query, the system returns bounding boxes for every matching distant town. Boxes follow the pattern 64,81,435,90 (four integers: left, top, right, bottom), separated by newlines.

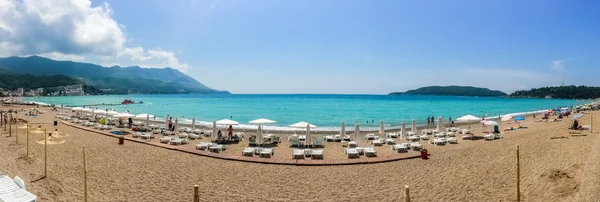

0,84,86,97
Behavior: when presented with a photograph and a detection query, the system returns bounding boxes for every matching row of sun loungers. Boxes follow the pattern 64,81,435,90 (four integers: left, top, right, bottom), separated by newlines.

0,175,36,202
196,142,227,153
241,147,274,157
345,147,377,158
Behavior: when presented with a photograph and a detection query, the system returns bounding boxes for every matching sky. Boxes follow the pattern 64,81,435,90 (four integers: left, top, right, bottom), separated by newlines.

1,0,600,94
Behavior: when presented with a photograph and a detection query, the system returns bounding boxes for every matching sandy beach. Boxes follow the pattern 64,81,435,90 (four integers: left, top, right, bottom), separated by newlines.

1,105,600,201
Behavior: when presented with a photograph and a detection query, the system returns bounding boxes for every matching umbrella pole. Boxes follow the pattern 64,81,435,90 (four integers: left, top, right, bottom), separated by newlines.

26,123,29,157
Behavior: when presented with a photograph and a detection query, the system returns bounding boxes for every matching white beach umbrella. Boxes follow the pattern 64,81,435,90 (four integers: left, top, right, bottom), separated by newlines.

191,118,196,130
114,113,135,118
340,121,346,136
354,122,360,141
72,107,83,111
164,115,169,131
107,111,119,116
501,115,513,122
82,108,92,113
306,124,311,145
212,121,217,141
135,113,155,120
249,118,277,124
484,121,499,126
289,121,316,128
216,119,239,125
437,116,443,131
412,119,416,133
93,109,106,115
379,120,385,135
457,114,481,129
146,114,150,127
401,122,406,138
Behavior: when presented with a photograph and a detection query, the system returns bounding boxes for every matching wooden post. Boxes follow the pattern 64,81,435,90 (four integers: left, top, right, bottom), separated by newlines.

516,145,521,202
26,123,29,157
193,185,199,202
83,146,88,202
404,185,410,202
44,129,48,177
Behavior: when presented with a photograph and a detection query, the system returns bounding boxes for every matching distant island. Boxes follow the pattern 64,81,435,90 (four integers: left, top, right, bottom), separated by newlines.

389,86,507,97
509,85,600,99
0,56,229,96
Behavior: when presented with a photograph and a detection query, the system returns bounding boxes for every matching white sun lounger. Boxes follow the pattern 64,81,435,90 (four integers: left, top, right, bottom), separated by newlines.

188,133,199,140
132,132,142,138
140,133,154,140
392,144,408,153
408,136,420,142
408,131,416,136
365,134,375,140
384,138,396,145
160,137,172,144
210,144,225,152
0,176,19,194
420,135,429,140
484,134,495,141
193,129,202,134
364,147,377,157
293,149,305,159
242,147,255,156
447,137,458,144
178,132,188,139
345,148,359,158
410,142,423,150
435,133,446,138
387,133,398,138
0,176,37,202
196,142,211,150
371,139,384,146
446,132,456,137
260,148,273,158
433,138,446,145
312,149,323,159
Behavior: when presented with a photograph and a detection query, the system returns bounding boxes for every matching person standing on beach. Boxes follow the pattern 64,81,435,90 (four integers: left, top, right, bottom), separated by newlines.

168,117,173,132
128,117,133,128
227,125,233,141
430,116,435,126
427,117,430,126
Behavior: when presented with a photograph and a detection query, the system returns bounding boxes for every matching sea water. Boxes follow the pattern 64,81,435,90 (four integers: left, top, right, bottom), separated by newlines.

24,94,582,131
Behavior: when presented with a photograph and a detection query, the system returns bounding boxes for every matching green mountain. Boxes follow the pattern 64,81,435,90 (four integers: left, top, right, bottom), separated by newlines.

390,86,507,97
0,69,101,95
0,56,229,94
510,85,600,99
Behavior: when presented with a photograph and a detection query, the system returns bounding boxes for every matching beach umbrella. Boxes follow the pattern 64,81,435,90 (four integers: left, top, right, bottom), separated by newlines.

93,109,106,115
289,121,316,128
72,107,83,111
146,114,150,128
514,116,525,121
501,115,513,122
306,124,311,145
401,122,406,138
82,108,92,113
114,113,135,118
411,119,416,133
340,121,346,136
175,118,179,136
257,124,262,146
212,121,217,141
216,119,239,125
571,113,585,120
484,121,499,126
191,118,195,130
457,114,481,129
164,115,169,131
135,114,155,120
354,122,360,141
379,120,385,135
437,116,443,131
249,118,277,124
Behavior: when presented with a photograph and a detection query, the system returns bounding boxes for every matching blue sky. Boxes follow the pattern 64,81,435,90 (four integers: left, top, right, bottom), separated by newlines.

2,0,600,94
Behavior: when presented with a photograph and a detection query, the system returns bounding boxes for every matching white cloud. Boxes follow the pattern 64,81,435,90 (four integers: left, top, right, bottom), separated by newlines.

551,59,569,72
0,0,189,72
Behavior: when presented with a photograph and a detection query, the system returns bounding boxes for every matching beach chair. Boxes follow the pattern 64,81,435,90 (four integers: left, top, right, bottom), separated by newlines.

410,142,423,150
371,139,384,146
260,148,273,158
433,138,446,146
210,144,225,152
348,141,358,148
152,129,161,134
184,127,193,133
342,135,352,141
365,134,375,140
169,138,186,145
408,135,420,142
484,134,495,141
435,133,446,138
248,137,257,146
446,132,456,137
324,135,334,142
188,133,199,140
446,137,458,144
160,137,172,144
179,132,188,139
0,176,37,202
132,132,142,138
196,142,211,150
312,149,323,159
290,138,300,147
242,147,255,156
293,149,305,159
333,135,342,142
345,148,359,158
420,134,429,140
392,144,408,153
313,138,325,148
140,133,155,140
0,176,19,194
193,129,202,134
387,132,398,138
385,138,396,145
364,147,377,157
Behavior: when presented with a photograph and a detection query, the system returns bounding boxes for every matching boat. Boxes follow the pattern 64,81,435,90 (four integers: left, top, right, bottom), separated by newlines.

121,99,135,104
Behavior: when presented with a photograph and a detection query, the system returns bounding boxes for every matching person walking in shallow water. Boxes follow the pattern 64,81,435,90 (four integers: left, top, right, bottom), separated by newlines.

427,117,430,126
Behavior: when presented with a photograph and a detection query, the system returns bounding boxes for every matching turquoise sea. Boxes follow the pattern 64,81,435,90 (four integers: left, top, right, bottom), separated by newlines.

24,94,583,131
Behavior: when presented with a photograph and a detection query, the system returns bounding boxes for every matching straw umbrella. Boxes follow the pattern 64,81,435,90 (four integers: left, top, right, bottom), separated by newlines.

164,115,169,132
257,125,263,146
340,121,346,136
191,118,196,131
212,121,217,141
412,119,416,133
379,120,385,135
175,118,179,137
354,122,360,141
306,124,311,146
437,116,443,131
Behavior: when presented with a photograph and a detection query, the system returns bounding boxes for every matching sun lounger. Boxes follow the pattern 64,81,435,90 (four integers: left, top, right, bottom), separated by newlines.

435,133,446,138
460,129,471,134
132,132,142,138
0,176,37,202
364,147,377,157
446,132,455,137
446,137,458,144
196,142,211,150
160,137,172,144
140,133,154,140
188,133,199,140
169,138,187,145
345,148,359,158
410,142,423,150
420,135,429,140
392,144,408,153
178,132,188,139
408,135,420,142
484,134,495,141
260,148,273,158
312,149,323,159
193,129,202,134
387,133,398,138
290,138,300,147
210,144,225,152
0,188,37,202
152,129,161,134
293,149,305,159
385,138,395,145
323,135,334,142
313,138,325,148
0,176,19,194
371,139,384,146
243,147,255,156
365,134,375,140
184,128,192,133
348,141,357,148
432,138,446,145
333,135,342,142
408,131,416,136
